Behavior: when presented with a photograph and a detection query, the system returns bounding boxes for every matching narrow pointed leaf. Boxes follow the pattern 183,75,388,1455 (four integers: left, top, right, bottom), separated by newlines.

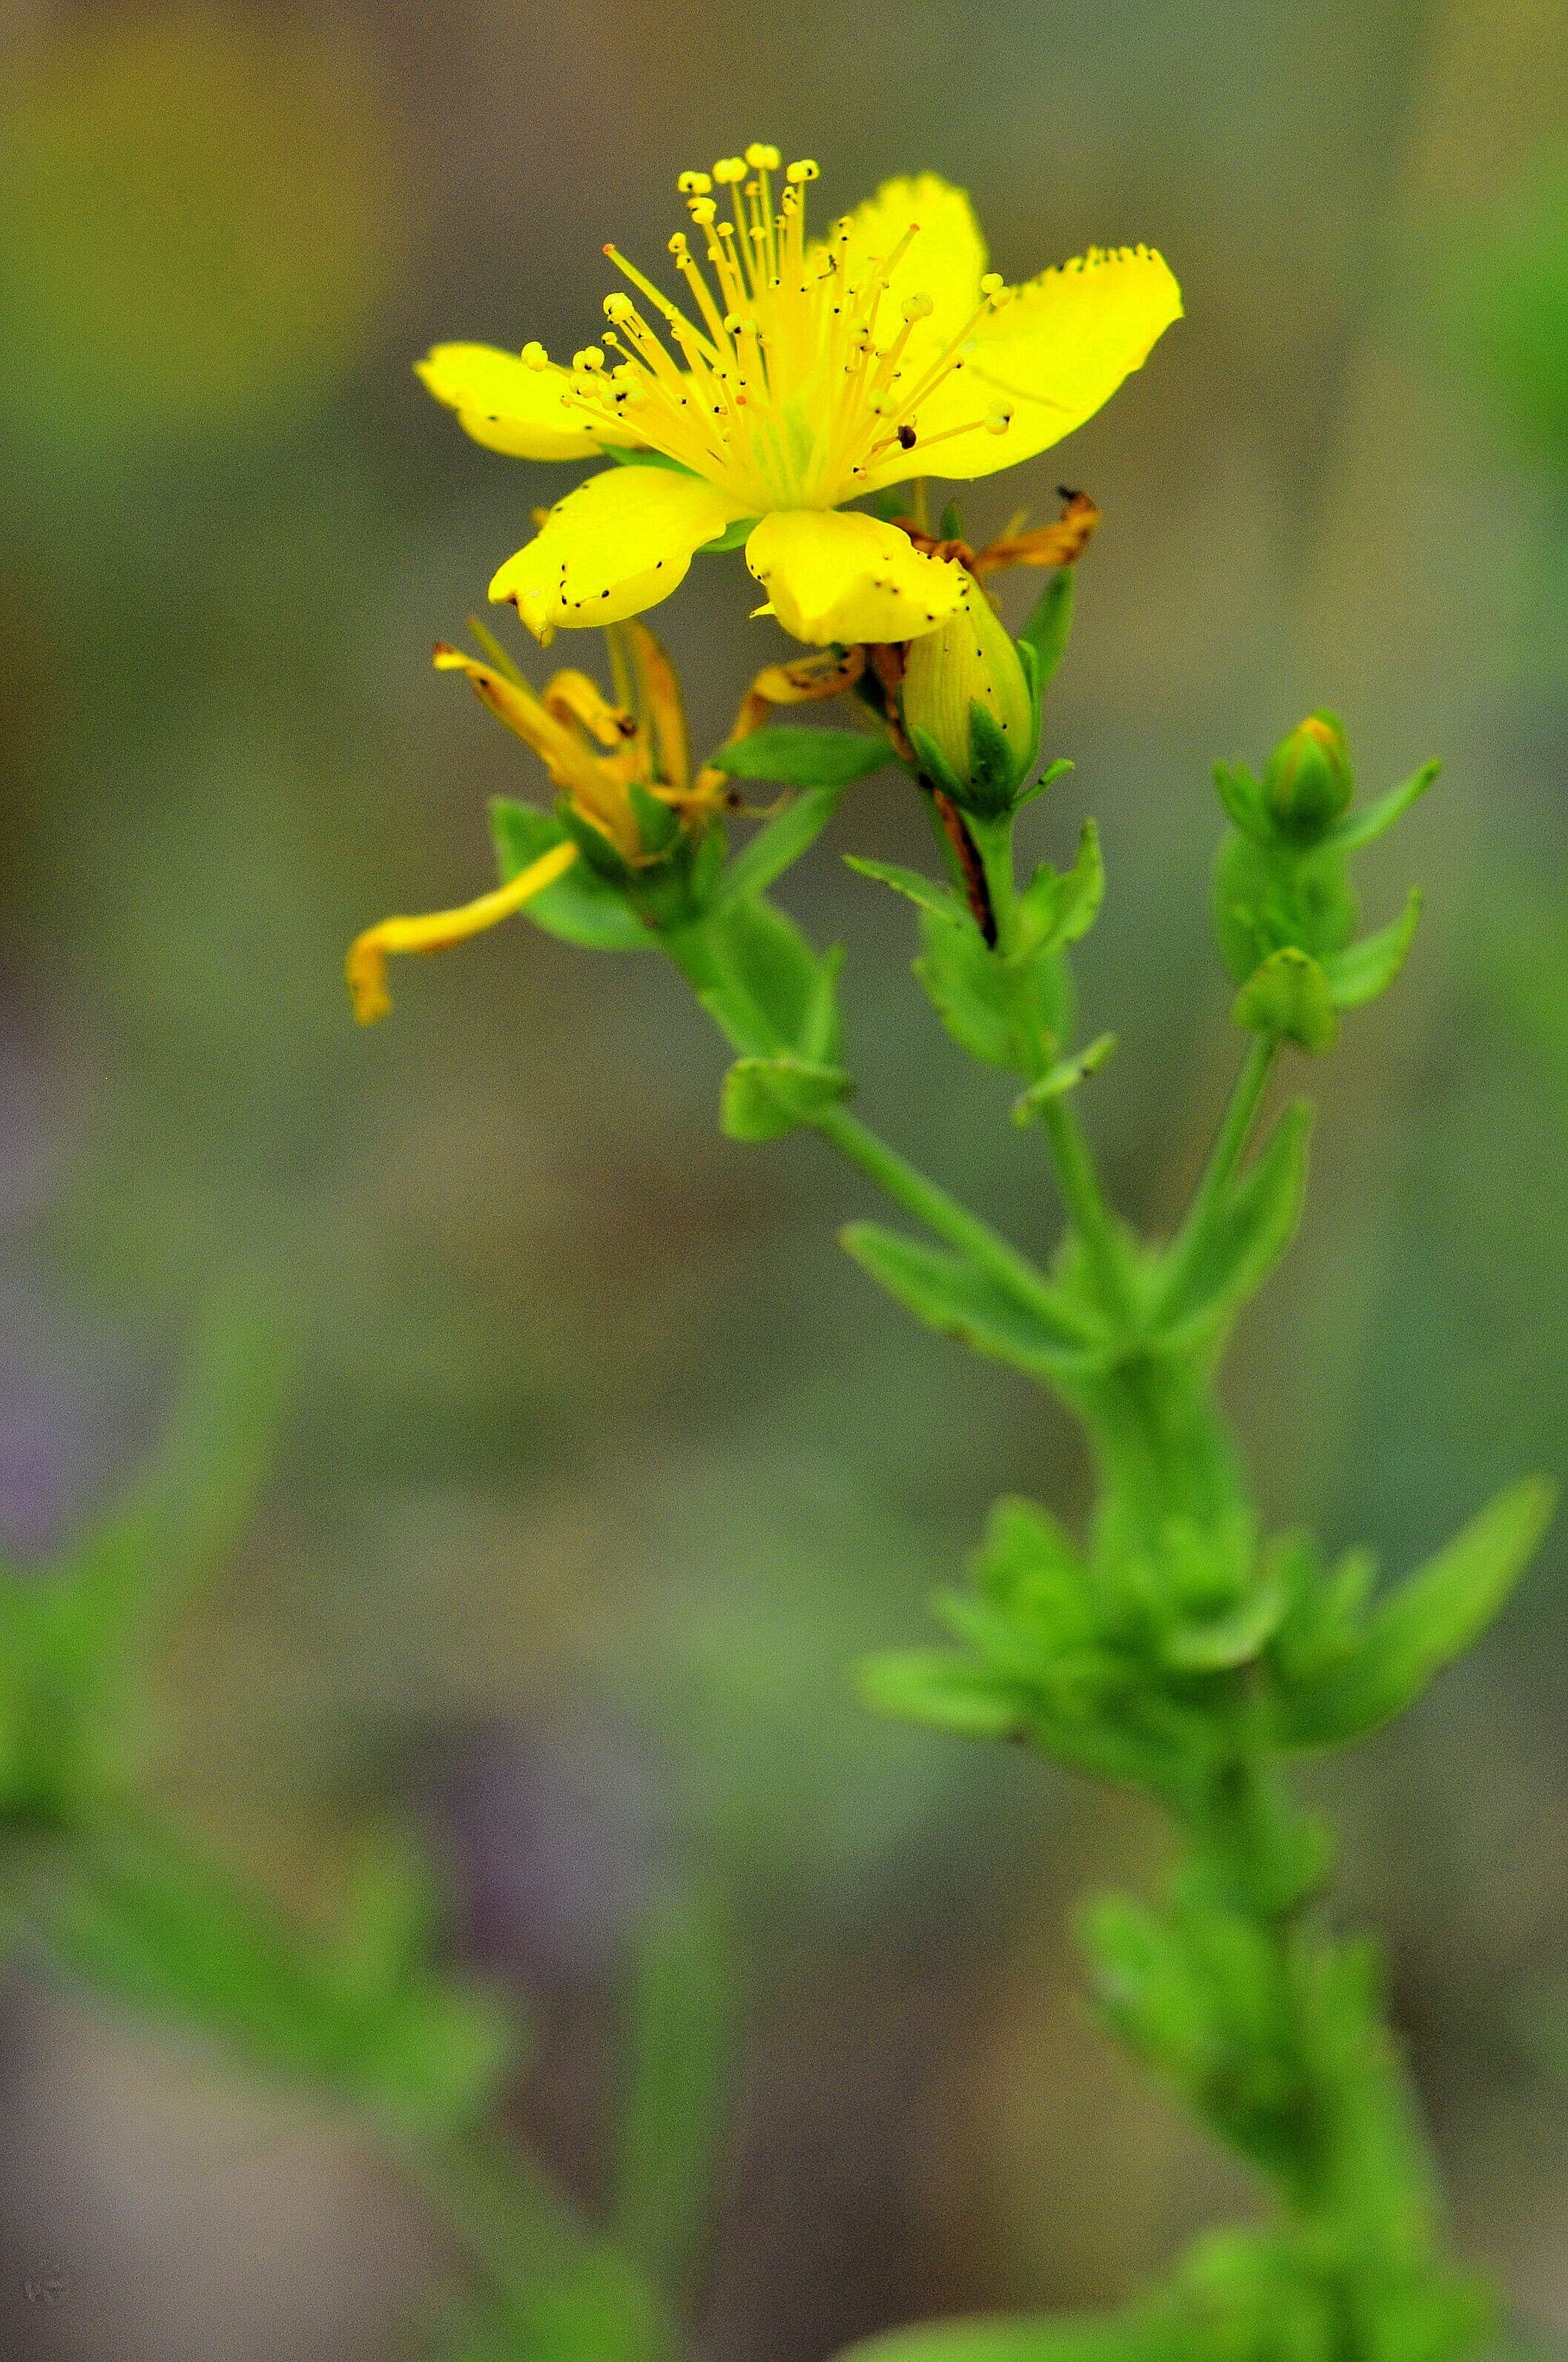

842,1223,1093,1376
720,784,851,905
844,855,962,920
1012,1035,1117,1124
859,1648,1030,1740
1018,565,1076,690
1320,890,1423,1010
1161,1103,1313,1346
1327,760,1441,852
707,726,891,789
1277,1476,1556,1746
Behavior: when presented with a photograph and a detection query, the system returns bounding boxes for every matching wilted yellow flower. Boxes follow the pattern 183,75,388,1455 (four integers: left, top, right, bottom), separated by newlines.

419,148,1180,648
347,620,717,1022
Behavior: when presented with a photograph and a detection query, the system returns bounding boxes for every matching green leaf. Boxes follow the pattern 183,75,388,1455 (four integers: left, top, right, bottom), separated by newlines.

841,1223,1093,1377
1320,889,1423,1009
611,1890,733,2300
914,907,1072,1071
720,785,850,904
1213,761,1269,842
1326,760,1441,852
1232,947,1338,1052
858,1648,1031,1740
1013,820,1104,958
1018,566,1076,692
707,725,892,788
627,783,679,856
1161,1103,1313,1347
490,800,652,952
1277,1477,1556,1747
843,855,963,920
1161,1571,1289,1672
699,896,840,1059
1012,1035,1117,1124
46,1822,514,2139
721,1054,851,1142
832,2312,1184,2362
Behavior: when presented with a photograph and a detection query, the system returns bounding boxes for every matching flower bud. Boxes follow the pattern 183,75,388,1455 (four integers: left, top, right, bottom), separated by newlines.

900,580,1038,819
1263,711,1353,840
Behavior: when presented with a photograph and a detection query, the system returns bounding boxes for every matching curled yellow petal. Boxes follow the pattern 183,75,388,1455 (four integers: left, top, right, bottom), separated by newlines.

347,840,579,1024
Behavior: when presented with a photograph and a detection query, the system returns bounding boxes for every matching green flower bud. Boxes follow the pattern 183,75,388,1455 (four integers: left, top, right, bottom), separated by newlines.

900,580,1038,819
1263,711,1353,840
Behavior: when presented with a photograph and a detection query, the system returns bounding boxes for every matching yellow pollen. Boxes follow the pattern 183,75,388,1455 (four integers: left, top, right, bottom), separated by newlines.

785,159,820,183
713,157,746,184
677,169,712,195
522,341,548,369
745,142,781,168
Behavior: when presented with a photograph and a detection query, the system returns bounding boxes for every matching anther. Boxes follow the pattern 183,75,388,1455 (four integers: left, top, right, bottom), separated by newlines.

668,233,690,257
745,142,781,169
573,347,605,372
521,341,549,370
688,197,717,225
979,272,1004,297
985,408,1013,435
713,157,747,184
604,293,636,322
785,159,820,183
903,293,935,320
677,170,712,195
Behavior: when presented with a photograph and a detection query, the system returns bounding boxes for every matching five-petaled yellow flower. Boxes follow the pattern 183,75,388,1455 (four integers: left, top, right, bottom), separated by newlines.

418,146,1181,649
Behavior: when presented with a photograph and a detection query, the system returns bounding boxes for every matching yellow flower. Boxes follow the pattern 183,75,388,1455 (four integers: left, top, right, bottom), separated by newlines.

419,147,1181,648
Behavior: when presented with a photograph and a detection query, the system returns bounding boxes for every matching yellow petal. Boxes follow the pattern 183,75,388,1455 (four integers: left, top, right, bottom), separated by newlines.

346,840,579,1024
432,643,607,800
813,174,986,349
416,342,640,461
872,246,1182,484
745,510,966,646
490,465,749,641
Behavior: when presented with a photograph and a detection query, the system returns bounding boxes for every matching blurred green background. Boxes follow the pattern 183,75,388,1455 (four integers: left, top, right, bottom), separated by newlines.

1,1,1567,2355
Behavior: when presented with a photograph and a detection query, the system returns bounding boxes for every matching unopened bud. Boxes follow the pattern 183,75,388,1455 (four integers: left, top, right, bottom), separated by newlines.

1264,711,1353,839
900,581,1038,818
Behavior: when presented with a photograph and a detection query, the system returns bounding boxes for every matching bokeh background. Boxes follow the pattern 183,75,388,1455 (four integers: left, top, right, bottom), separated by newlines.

1,0,1567,2355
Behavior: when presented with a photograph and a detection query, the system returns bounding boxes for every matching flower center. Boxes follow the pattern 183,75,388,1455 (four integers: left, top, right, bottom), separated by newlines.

548,144,1015,513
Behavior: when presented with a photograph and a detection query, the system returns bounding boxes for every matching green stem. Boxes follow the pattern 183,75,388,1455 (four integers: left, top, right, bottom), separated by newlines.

1035,1092,1139,1331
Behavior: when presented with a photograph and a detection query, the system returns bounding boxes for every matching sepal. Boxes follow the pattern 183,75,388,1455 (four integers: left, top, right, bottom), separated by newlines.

491,799,653,951
721,1053,851,1142
1232,949,1338,1052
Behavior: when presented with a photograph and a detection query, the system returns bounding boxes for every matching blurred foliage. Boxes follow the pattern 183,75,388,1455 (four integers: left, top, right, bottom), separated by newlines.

0,6,403,456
